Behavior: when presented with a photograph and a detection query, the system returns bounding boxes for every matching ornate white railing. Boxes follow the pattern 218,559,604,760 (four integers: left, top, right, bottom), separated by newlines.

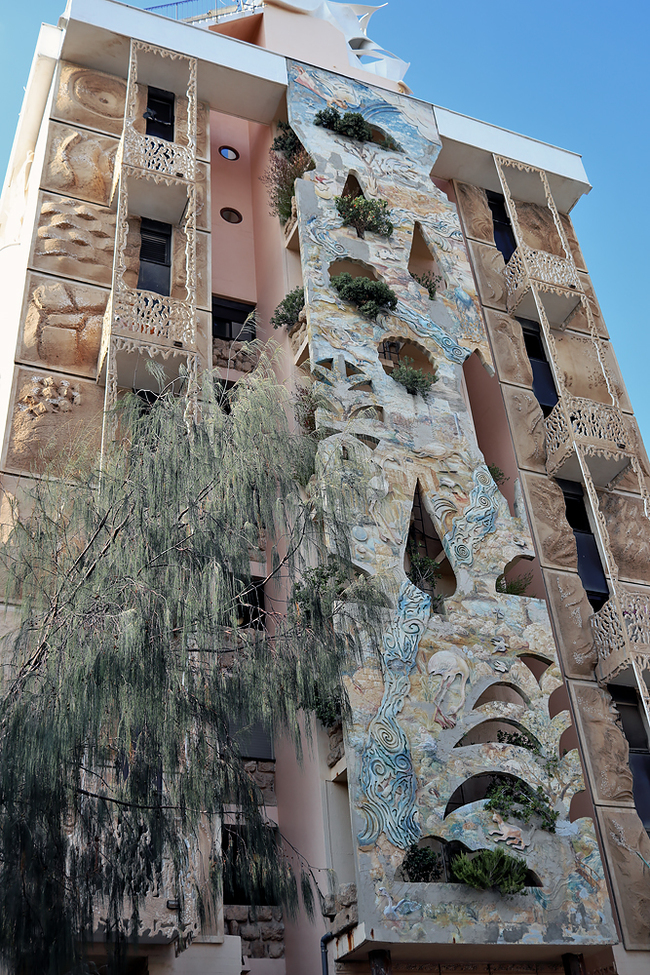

544,396,629,474
123,126,195,181
591,589,650,685
503,243,579,313
113,287,195,346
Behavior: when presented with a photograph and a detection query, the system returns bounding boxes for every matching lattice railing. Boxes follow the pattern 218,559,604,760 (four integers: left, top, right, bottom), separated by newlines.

504,243,579,312
591,590,650,679
543,401,570,459
113,287,195,346
621,591,650,646
123,126,195,181
591,599,626,661
545,396,628,462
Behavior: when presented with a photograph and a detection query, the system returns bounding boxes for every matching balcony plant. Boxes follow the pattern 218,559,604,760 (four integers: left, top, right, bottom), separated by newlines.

330,272,397,320
410,269,442,301
262,122,314,224
314,106,402,151
271,286,305,330
451,846,529,896
402,844,443,883
334,195,393,239
391,357,437,397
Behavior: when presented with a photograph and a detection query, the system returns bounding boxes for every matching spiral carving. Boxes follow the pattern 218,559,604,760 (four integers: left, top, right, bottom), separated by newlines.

444,464,500,567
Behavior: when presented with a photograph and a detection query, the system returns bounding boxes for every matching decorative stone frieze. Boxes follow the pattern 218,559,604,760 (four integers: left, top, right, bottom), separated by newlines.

454,183,494,244
514,201,564,257
544,570,597,679
559,212,587,271
522,472,578,569
466,239,508,310
502,387,547,473
53,61,126,137
42,122,118,207
569,682,635,804
595,807,650,949
484,310,533,387
32,193,116,287
596,494,650,586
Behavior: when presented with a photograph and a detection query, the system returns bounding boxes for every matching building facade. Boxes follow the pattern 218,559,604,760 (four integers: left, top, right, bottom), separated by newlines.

1,2,649,974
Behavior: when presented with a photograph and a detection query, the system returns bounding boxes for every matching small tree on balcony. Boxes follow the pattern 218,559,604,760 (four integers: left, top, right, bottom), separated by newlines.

262,122,314,224
0,356,382,975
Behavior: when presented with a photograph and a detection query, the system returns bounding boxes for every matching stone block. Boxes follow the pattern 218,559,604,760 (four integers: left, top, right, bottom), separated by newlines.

260,921,284,940
321,894,336,918
267,942,285,959
32,193,116,287
455,182,494,244
337,883,357,907
224,905,249,922
332,904,358,935
53,61,126,137
522,472,578,570
39,326,77,365
467,239,507,311
250,906,272,922
42,121,118,207
239,923,260,940
257,761,275,773
502,385,547,473
484,310,533,387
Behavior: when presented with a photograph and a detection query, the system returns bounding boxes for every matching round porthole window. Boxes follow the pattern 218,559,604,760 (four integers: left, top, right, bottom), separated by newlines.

219,145,240,161
220,207,243,224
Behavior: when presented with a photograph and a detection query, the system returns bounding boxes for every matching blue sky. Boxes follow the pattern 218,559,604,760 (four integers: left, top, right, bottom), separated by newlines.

2,0,649,447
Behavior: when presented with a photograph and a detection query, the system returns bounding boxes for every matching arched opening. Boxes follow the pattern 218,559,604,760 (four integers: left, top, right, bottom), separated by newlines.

454,718,540,750
408,222,445,300
341,172,364,200
404,481,456,608
559,723,578,757
328,259,377,282
378,336,436,378
518,653,552,684
496,555,541,600
569,790,595,823
397,835,472,884
473,682,528,710
548,684,570,719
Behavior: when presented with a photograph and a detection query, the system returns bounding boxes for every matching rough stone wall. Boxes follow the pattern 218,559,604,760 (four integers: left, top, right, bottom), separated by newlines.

242,759,276,805
223,905,284,959
287,62,615,949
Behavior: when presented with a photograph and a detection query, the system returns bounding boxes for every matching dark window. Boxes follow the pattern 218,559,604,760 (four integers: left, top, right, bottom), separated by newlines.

609,684,650,829
138,218,172,296
212,297,256,341
517,317,558,418
144,86,174,142
486,189,516,264
556,479,609,610
222,825,278,904
220,207,243,224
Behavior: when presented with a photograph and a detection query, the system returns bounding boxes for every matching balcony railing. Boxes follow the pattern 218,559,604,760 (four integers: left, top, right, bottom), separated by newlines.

145,0,263,22
113,287,196,347
544,396,630,483
123,126,195,181
591,589,650,682
503,243,580,315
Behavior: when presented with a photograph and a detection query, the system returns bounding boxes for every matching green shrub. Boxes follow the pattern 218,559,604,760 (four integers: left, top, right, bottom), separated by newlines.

451,846,529,896
380,134,403,152
271,287,305,330
335,196,393,239
314,107,373,142
330,272,397,320
261,147,313,224
496,570,533,596
402,844,443,883
487,462,509,486
271,120,303,161
410,270,442,301
484,776,559,833
391,357,437,397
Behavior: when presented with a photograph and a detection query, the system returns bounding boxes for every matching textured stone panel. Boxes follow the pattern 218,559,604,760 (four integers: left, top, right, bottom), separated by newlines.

42,121,118,207
545,571,597,679
5,369,104,475
569,683,635,803
467,239,507,310
597,492,650,585
595,807,650,949
31,193,116,287
53,61,126,137
197,101,210,161
514,201,564,256
502,385,547,472
455,182,494,244
523,472,578,570
196,160,210,231
553,331,616,406
559,212,587,271
484,310,533,386
19,272,107,378
564,273,608,339
196,230,210,309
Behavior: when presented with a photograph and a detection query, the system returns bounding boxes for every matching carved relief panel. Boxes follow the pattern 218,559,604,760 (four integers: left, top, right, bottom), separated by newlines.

30,192,116,287
41,122,118,207
521,473,578,571
52,61,127,137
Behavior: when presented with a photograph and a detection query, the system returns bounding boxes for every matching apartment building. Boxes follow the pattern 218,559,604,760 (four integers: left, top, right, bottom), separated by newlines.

0,2,649,974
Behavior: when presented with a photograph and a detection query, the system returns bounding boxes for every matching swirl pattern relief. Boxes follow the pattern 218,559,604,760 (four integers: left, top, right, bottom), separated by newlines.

444,465,500,567
357,582,430,849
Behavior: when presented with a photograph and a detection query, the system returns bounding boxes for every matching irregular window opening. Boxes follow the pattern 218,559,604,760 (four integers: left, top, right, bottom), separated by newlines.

328,259,377,281
378,337,437,380
454,719,540,749
341,172,364,199
548,683,570,719
144,86,174,142
137,217,172,296
556,478,609,611
237,577,265,630
473,682,527,709
408,221,444,299
518,653,551,684
212,296,256,341
496,556,535,598
404,482,456,605
222,825,279,905
609,682,650,829
486,189,516,263
517,318,558,418
397,836,471,884
445,772,516,816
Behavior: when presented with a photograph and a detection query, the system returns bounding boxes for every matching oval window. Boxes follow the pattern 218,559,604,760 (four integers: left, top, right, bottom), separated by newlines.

220,207,243,224
219,145,240,161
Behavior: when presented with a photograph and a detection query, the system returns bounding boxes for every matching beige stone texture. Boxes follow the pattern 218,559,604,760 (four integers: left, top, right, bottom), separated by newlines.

197,101,210,161
544,570,597,679
466,239,507,310
42,121,118,207
559,212,587,271
122,216,141,290
171,226,189,301
523,471,578,570
514,201,564,256
595,807,650,949
597,492,650,585
502,385,547,472
611,415,650,494
454,182,494,244
19,272,108,378
196,231,211,310
484,310,533,386
563,273,608,339
196,160,210,231
569,682,635,803
553,331,624,406
5,369,104,475
53,61,126,137
31,192,116,287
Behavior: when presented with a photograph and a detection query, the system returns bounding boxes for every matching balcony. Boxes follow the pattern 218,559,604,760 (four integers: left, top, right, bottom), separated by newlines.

113,287,195,347
544,396,631,485
591,589,650,683
503,243,581,323
123,126,195,182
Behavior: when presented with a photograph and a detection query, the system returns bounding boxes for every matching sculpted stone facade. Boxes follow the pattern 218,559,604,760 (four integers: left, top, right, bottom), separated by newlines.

544,571,598,679
288,61,614,949
484,311,533,387
598,492,650,585
595,808,650,949
501,387,547,473
53,61,127,137
466,239,507,311
19,272,107,377
454,183,494,244
31,192,116,287
42,122,118,207
569,683,635,804
522,474,578,570
514,202,564,257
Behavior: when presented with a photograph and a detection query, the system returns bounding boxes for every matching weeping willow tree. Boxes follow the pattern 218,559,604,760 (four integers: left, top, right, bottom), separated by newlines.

0,355,382,975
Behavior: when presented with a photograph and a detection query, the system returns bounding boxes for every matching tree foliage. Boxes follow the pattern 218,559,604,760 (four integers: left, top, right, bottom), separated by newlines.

334,196,393,239
451,846,529,896
390,357,437,397
330,273,398,321
270,286,305,331
0,356,380,974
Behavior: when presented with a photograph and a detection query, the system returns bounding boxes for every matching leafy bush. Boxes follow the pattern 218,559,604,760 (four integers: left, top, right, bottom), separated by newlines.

261,147,313,224
272,120,303,161
335,196,393,239
496,570,533,596
410,270,442,301
484,776,559,833
271,287,305,330
314,694,341,728
314,107,373,142
451,847,529,896
487,462,509,486
330,272,397,320
402,844,443,883
381,134,403,152
391,357,437,397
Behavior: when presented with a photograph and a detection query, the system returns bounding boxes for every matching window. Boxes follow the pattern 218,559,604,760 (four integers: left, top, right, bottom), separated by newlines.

212,297,256,342
556,478,609,611
220,207,243,224
219,145,240,160
486,189,516,264
517,317,558,417
137,218,172,296
609,684,650,829
144,86,174,142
